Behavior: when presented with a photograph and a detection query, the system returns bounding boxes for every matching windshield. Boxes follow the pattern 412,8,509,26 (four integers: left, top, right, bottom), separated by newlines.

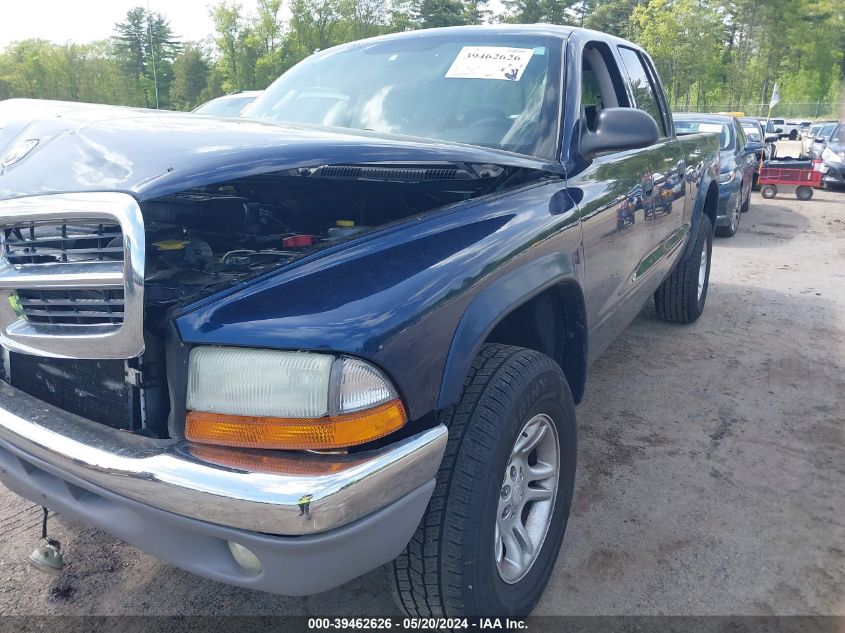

248,34,563,160
819,123,837,139
194,96,257,117
674,120,732,149
741,125,761,142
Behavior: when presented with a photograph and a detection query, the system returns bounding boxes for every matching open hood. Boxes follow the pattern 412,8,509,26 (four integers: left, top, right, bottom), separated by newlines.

0,99,560,201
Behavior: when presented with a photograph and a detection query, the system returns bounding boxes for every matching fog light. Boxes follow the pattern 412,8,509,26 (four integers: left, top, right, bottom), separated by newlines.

227,541,262,575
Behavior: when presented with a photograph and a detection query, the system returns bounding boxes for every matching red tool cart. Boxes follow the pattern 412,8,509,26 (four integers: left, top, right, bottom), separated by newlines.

758,159,823,200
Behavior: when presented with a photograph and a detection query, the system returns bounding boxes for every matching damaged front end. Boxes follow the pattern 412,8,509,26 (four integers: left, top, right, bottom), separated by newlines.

0,158,543,440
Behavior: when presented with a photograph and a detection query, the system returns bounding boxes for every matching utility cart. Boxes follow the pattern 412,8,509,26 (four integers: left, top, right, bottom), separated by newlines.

759,158,822,200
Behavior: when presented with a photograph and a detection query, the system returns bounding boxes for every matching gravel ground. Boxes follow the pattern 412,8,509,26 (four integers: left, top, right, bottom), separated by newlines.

0,189,843,616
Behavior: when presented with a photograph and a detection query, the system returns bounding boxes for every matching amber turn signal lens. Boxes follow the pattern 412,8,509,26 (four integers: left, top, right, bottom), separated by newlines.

185,399,407,450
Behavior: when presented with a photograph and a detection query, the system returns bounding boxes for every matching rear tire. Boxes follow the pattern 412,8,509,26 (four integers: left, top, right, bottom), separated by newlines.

796,186,813,201
761,184,777,199
654,214,712,324
390,344,577,617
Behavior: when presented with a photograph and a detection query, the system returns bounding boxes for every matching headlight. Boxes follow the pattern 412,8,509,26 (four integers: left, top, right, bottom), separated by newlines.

719,170,736,184
822,147,843,164
185,347,406,450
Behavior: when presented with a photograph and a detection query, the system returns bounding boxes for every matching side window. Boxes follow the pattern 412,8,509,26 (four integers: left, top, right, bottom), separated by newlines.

580,43,627,133
617,46,667,137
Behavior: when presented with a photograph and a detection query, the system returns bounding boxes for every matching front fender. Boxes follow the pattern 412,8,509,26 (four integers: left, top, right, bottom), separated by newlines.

437,252,581,410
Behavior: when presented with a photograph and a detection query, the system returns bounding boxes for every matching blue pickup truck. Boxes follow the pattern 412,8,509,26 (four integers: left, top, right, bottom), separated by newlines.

0,25,719,616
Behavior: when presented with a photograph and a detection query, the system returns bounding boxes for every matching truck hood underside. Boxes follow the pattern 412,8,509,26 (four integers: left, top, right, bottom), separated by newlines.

0,99,558,200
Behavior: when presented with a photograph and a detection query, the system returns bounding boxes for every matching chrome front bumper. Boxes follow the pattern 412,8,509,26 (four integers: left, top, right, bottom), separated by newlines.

0,381,447,536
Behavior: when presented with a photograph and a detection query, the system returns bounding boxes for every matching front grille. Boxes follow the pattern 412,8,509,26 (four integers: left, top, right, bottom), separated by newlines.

15,288,125,325
3,221,123,265
8,352,141,431
4,221,127,326
0,192,145,359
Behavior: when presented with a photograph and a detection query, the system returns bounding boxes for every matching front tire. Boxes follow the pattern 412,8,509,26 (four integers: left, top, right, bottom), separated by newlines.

390,344,577,617
654,214,712,324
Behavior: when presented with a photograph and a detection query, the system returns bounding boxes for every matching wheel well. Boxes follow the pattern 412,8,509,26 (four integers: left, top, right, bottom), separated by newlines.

484,283,587,404
703,181,718,229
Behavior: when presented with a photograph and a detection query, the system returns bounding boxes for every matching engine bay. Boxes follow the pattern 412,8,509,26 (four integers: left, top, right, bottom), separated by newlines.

140,162,522,316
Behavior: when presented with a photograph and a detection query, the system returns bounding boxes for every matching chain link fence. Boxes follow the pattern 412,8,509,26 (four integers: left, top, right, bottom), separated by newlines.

674,102,840,119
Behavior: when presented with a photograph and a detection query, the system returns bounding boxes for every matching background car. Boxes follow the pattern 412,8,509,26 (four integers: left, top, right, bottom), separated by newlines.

783,120,811,140
756,118,782,141
809,121,840,159
192,91,262,117
818,122,845,189
740,117,770,188
770,118,787,137
675,113,757,237
802,122,826,156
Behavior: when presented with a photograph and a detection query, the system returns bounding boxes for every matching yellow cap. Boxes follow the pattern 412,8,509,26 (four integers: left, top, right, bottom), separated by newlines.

336,220,356,227
153,240,190,251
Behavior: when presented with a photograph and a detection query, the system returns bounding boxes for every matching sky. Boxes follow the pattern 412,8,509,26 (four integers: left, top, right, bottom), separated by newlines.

0,0,249,49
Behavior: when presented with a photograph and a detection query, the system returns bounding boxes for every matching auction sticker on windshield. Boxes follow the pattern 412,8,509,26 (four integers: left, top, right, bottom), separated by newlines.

445,46,535,81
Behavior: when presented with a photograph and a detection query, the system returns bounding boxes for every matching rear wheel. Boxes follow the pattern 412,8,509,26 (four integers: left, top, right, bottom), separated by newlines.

796,186,813,201
654,214,712,324
390,344,577,617
761,184,777,199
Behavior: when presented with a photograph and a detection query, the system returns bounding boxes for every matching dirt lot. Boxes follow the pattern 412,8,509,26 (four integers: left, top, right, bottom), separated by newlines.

0,189,843,616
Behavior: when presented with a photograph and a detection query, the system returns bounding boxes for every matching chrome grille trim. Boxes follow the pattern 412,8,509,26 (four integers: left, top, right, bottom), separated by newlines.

0,193,145,359
2,223,124,263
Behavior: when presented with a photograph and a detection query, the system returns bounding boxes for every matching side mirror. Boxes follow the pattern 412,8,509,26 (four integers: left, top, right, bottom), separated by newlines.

815,137,825,143
775,126,784,133
745,141,764,153
765,134,779,143
580,108,659,159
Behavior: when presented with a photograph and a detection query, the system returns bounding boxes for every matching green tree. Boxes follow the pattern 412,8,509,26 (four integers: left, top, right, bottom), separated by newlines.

583,0,644,37
0,0,842,117
113,7,181,108
631,0,723,109
169,45,210,109
414,0,468,28
210,1,247,91
289,0,345,54
340,0,391,39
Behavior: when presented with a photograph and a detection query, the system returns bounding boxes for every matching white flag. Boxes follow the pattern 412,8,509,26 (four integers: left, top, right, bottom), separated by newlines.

769,82,780,109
